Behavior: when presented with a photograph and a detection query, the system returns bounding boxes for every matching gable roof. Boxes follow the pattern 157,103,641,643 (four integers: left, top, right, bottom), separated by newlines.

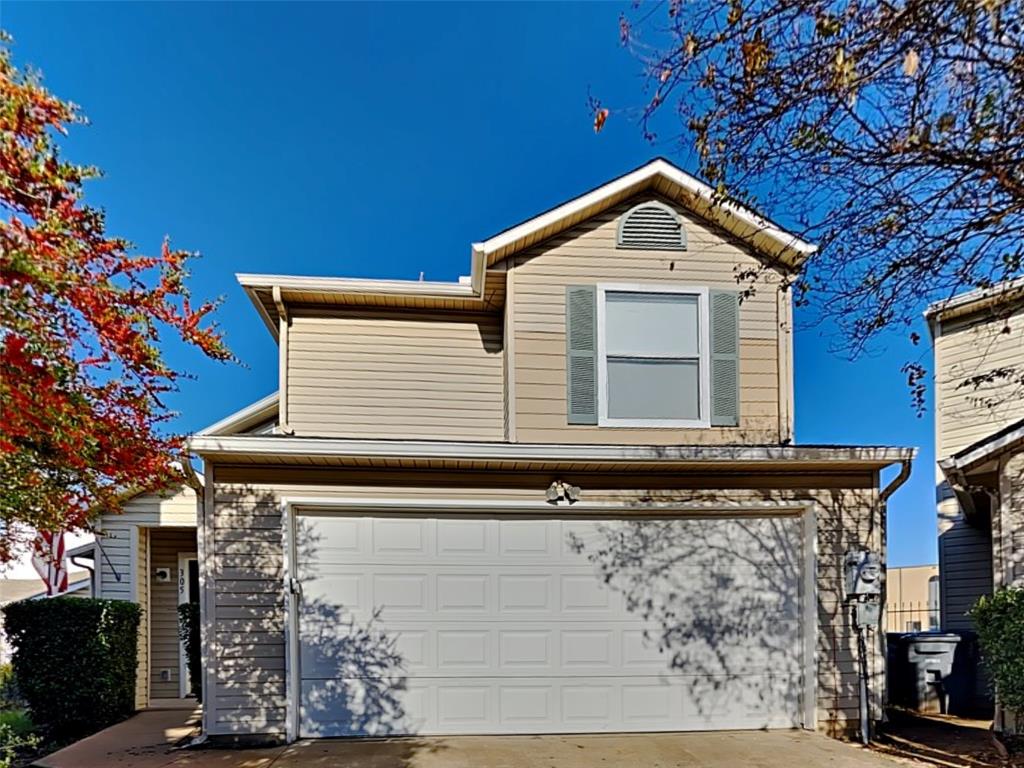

474,157,816,269
240,158,815,338
940,418,1024,475
196,391,280,436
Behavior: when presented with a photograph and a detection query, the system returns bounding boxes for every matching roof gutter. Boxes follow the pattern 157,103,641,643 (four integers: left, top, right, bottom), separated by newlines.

188,434,914,469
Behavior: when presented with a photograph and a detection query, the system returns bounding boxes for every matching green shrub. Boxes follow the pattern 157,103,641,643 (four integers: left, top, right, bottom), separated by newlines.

970,587,1024,721
0,710,33,738
0,713,39,768
0,664,18,709
177,603,202,703
1,597,140,740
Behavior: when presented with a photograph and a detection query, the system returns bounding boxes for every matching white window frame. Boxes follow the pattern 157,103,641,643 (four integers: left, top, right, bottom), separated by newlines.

596,283,711,428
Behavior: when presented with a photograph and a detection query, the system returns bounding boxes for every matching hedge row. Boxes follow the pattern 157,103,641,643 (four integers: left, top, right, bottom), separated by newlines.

1,598,140,740
970,587,1024,723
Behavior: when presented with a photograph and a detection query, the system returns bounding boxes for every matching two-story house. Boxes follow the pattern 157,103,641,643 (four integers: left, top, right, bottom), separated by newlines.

189,159,913,744
927,277,1024,725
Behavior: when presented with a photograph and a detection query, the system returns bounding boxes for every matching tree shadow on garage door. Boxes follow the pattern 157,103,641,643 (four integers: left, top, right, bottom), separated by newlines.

567,514,806,727
295,516,446,760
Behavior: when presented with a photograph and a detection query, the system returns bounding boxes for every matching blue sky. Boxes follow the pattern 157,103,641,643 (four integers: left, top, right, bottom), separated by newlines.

5,2,936,566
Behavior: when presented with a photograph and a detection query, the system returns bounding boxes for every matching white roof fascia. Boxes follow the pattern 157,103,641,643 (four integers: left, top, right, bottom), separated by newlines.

197,392,280,437
188,435,914,468
237,274,485,341
236,273,480,298
66,540,97,559
942,422,1024,471
472,158,817,263
925,276,1024,320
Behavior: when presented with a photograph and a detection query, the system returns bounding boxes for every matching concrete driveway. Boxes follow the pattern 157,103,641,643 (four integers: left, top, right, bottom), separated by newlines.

36,710,917,768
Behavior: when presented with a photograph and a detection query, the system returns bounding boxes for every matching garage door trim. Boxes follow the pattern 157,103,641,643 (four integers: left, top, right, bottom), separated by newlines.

280,497,819,742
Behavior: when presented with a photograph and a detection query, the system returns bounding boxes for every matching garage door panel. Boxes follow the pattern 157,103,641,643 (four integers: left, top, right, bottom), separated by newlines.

374,518,432,556
499,519,558,556
296,514,805,736
436,519,492,556
296,516,365,563
498,574,553,612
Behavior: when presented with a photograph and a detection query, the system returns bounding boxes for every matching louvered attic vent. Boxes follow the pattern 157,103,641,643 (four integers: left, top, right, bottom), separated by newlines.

616,201,687,250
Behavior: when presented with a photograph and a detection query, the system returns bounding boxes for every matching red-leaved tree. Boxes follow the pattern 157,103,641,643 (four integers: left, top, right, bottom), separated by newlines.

0,37,232,561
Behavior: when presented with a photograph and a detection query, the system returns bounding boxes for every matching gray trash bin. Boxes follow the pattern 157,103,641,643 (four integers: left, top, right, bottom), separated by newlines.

894,632,961,714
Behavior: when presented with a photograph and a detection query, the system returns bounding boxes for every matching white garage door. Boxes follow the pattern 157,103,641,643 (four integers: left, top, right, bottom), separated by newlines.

295,514,805,737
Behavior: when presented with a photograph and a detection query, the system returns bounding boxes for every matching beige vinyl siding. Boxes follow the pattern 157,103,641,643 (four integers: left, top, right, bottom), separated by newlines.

500,197,785,444
286,309,505,440
149,528,196,699
97,523,133,601
135,528,149,710
104,485,199,528
935,302,1024,458
207,463,883,740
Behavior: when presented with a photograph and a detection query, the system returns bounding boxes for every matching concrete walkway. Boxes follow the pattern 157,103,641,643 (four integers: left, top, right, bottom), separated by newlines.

36,711,919,768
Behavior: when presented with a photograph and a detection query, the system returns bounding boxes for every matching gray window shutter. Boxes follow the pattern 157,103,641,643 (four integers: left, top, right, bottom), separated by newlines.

566,285,598,425
709,290,740,427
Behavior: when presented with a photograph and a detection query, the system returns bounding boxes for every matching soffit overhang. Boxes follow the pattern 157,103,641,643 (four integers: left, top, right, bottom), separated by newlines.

189,435,912,475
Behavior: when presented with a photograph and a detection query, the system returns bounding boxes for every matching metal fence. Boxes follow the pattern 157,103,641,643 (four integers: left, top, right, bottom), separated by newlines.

886,601,940,633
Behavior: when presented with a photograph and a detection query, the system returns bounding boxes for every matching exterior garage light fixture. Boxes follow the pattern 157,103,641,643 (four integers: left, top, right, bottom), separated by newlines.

545,480,581,505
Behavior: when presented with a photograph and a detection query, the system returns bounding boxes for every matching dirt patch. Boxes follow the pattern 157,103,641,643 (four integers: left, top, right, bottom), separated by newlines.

873,709,1023,767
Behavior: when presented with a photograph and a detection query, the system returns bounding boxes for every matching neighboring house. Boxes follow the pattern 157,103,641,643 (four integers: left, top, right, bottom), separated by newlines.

70,482,202,710
927,277,1024,725
884,565,939,633
189,158,914,744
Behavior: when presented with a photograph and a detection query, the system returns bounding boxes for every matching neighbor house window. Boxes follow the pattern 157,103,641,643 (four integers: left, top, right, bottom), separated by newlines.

596,285,711,427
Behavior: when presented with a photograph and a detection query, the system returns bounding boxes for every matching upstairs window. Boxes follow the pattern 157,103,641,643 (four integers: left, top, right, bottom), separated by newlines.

566,284,739,428
598,286,709,427
617,201,687,251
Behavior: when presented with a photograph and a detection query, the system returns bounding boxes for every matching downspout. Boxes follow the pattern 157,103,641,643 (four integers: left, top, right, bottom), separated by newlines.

859,456,914,746
69,552,96,597
880,457,913,507
181,454,204,494
273,286,293,435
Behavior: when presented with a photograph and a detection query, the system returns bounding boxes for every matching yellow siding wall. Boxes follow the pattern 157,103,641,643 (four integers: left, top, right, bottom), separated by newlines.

207,464,882,740
935,302,1024,458
502,197,788,444
286,309,505,440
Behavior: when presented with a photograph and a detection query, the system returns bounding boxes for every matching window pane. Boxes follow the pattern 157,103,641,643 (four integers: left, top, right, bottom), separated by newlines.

606,358,700,420
605,292,699,357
